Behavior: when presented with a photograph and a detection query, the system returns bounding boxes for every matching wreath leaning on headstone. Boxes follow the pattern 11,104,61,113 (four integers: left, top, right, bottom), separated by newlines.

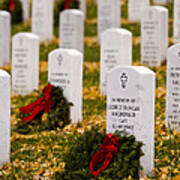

55,128,144,180
15,84,72,134
0,0,23,24
54,0,80,26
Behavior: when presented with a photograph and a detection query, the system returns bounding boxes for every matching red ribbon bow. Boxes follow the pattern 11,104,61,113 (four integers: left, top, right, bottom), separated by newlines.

65,0,71,9
20,84,53,124
89,134,120,179
10,0,15,12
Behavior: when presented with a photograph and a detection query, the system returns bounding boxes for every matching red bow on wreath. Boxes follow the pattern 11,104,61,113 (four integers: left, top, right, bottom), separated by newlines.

9,0,15,12
89,134,120,179
65,0,71,9
20,84,53,124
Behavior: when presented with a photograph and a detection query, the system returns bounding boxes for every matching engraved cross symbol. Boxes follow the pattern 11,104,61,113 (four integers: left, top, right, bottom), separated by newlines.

120,73,128,89
57,55,63,66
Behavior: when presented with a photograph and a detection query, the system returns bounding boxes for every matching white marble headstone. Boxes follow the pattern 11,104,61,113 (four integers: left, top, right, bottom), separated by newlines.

0,11,11,67
0,70,10,166
20,0,29,21
166,44,180,131
80,0,86,18
128,0,150,23
107,66,155,176
48,49,83,124
59,9,84,53
12,33,39,95
173,0,180,43
141,6,168,67
153,0,168,5
98,0,121,42
100,28,132,95
32,0,54,42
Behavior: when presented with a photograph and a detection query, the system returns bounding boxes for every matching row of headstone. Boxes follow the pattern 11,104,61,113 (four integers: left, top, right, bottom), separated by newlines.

100,5,169,94
11,32,83,124
0,0,178,174
129,0,176,45
104,42,180,176
0,1,173,69
31,0,86,43
0,12,40,167
6,42,180,175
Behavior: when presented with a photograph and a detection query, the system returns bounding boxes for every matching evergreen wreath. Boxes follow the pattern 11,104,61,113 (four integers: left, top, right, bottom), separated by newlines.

55,128,144,179
15,84,72,134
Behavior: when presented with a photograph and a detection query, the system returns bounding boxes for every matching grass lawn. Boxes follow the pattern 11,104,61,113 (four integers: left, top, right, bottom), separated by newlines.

0,0,180,179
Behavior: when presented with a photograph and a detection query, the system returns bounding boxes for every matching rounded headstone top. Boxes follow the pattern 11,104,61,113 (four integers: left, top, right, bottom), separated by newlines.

102,28,132,37
0,10,10,17
154,6,168,12
109,66,155,76
167,44,180,61
13,32,39,40
168,43,180,51
0,70,10,78
49,48,82,57
61,9,84,16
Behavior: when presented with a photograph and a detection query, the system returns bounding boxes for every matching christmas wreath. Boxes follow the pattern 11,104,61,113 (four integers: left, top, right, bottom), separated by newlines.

55,128,144,179
15,84,72,134
0,0,23,24
54,0,80,26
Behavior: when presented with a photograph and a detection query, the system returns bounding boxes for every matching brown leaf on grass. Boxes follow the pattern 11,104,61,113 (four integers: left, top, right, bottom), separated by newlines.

84,36,98,47
40,62,48,72
84,62,100,72
85,18,97,24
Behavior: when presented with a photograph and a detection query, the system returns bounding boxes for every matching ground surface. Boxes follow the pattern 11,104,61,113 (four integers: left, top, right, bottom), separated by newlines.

0,0,180,179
